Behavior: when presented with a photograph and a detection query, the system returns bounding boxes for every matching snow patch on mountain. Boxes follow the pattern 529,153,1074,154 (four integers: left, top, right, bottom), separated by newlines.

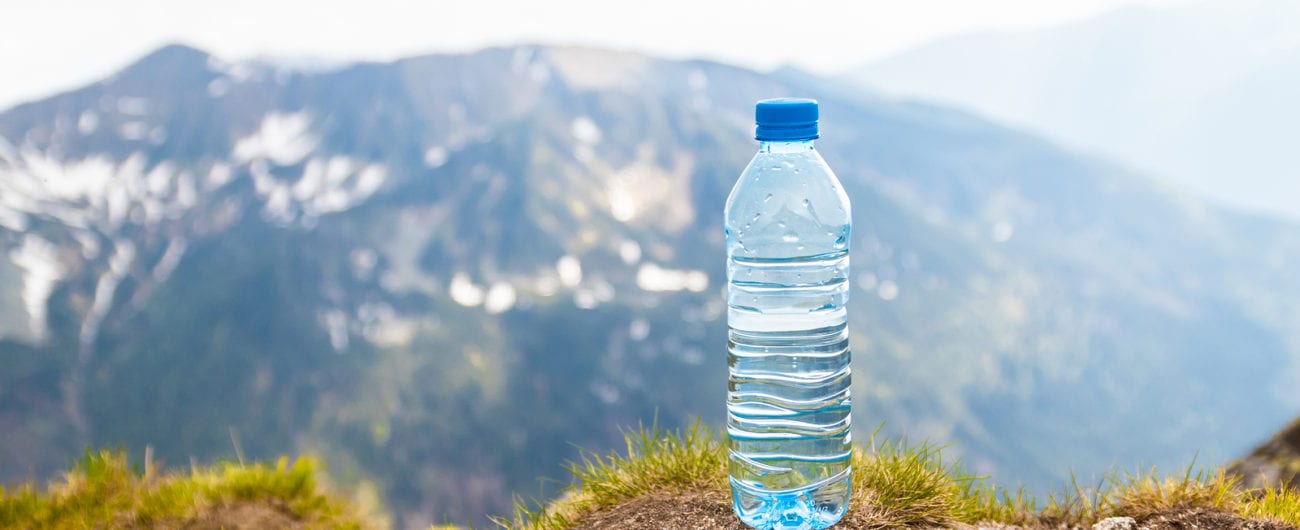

204,162,234,191
449,272,485,307
77,111,99,135
234,112,317,166
619,240,642,264
118,121,149,141
556,255,582,288
635,262,708,293
81,240,134,347
605,150,696,231
8,234,63,340
570,116,602,145
206,56,261,84
116,97,150,117
483,282,517,314
0,148,197,232
423,146,448,168
249,154,389,223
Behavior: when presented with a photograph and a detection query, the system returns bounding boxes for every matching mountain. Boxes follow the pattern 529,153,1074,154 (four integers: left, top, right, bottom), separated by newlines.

2,44,1300,527
845,0,1300,221
1230,417,1300,489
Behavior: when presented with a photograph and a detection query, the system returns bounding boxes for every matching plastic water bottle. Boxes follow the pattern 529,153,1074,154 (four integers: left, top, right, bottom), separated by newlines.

726,98,852,530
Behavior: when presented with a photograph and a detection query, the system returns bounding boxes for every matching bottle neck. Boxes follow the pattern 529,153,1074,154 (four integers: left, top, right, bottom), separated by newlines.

759,140,815,154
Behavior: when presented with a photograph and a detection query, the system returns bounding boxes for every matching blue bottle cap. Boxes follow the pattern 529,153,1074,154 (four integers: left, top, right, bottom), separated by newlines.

755,98,819,141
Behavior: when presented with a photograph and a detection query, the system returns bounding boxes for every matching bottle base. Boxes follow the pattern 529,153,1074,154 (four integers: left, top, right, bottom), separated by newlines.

730,472,850,530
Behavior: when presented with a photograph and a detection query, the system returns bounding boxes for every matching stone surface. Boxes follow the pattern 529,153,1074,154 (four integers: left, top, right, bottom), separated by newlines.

1093,516,1136,530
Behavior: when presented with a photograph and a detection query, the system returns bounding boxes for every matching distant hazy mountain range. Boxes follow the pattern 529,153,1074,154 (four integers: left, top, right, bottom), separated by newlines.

2,44,1298,527
847,0,1300,220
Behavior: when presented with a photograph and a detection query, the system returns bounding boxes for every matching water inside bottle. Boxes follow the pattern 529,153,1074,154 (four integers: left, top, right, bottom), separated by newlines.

727,249,852,530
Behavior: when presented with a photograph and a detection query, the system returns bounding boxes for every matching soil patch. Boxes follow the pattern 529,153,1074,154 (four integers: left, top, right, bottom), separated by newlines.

576,489,744,530
182,500,303,529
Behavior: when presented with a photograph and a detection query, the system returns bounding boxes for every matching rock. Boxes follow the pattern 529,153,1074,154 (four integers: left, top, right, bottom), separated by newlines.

1093,516,1137,530
1136,508,1294,529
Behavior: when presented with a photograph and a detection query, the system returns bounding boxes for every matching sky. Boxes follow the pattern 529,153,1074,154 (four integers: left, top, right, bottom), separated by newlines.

2,0,1190,111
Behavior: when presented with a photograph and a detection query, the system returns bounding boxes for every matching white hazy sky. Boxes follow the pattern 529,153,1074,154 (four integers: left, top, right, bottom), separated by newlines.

2,0,1189,110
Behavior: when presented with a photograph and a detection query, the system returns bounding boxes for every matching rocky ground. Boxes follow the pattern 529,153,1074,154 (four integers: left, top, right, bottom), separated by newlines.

573,490,1296,530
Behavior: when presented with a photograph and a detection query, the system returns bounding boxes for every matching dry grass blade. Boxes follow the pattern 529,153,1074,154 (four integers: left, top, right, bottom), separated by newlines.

1240,485,1300,527
1109,463,1239,519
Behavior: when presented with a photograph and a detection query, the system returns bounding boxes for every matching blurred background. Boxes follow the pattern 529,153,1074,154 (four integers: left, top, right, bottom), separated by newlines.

3,0,1299,527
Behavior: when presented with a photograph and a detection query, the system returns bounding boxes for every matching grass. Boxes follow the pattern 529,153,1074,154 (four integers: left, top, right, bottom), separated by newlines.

499,420,727,530
846,434,1035,528
503,423,1300,529
7,430,1300,529
0,448,372,529
1242,486,1300,527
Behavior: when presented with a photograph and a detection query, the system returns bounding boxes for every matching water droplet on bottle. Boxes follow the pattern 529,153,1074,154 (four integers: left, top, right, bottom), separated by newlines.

752,213,762,221
770,165,782,171
782,233,799,243
764,194,773,203
802,198,811,208
777,221,786,228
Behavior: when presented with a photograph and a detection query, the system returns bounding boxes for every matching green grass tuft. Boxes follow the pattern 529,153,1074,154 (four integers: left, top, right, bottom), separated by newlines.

1108,463,1239,519
0,448,372,529
1241,485,1300,527
500,419,726,530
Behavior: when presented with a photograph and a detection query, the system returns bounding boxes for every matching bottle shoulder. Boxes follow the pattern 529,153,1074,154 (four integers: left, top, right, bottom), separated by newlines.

725,149,851,259
726,150,851,225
